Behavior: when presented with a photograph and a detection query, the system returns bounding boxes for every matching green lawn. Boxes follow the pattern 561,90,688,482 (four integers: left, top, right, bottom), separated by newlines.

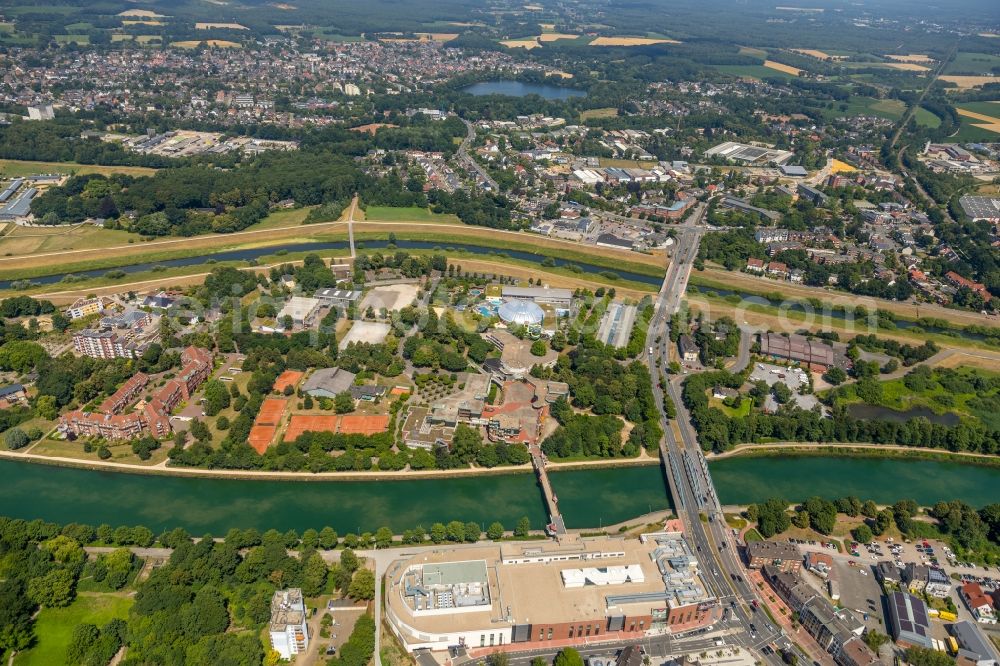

363,206,462,224
243,205,315,230
54,34,90,44
946,52,1000,75
0,159,157,179
14,594,133,666
744,528,763,542
914,106,942,128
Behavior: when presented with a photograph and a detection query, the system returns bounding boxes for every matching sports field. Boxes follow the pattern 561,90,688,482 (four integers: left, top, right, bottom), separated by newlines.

248,425,277,453
284,414,338,441
256,398,288,425
273,370,304,393
338,414,390,435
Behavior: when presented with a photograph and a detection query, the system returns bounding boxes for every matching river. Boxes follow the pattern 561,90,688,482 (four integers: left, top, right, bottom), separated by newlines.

461,80,586,99
0,239,662,289
1,455,996,535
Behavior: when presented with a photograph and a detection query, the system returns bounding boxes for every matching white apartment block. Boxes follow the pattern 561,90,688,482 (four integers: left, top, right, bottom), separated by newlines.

269,589,309,660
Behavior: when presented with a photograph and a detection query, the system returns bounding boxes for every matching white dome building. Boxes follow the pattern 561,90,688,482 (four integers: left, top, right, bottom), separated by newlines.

497,299,544,327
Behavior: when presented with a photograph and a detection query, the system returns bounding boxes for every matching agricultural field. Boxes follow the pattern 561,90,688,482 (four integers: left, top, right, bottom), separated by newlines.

171,40,242,48
763,60,802,76
952,102,1000,140
0,159,158,179
713,64,798,81
940,76,998,90
242,205,314,230
13,594,133,666
822,97,906,121
194,22,248,30
54,34,89,45
945,52,1000,75
588,36,680,46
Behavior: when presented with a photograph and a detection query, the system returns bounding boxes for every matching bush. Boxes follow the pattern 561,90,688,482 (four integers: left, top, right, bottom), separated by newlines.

4,427,30,450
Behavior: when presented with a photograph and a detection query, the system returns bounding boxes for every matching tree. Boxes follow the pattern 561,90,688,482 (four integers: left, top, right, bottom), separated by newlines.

334,391,355,414
554,648,585,666
340,548,359,574
864,630,889,652
514,516,531,537
486,521,505,540
27,568,76,608
5,427,29,450
348,569,375,601
823,367,847,385
0,340,47,373
300,552,329,597
852,524,874,544
530,339,547,357
181,586,229,638
319,527,339,549
374,526,393,548
904,647,955,666
464,521,481,543
203,380,231,416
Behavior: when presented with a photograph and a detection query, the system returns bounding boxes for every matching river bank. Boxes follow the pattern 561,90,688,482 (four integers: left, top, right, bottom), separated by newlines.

0,446,660,481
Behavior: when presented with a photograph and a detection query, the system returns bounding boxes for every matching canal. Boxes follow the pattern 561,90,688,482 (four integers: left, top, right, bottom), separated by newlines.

0,239,662,289
1,455,997,535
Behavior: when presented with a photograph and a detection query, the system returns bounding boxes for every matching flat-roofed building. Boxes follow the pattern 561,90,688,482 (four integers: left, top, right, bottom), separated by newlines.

66,296,107,320
386,533,720,654
278,296,321,326
950,620,1000,666
314,288,361,310
501,286,573,308
747,541,801,572
269,589,309,660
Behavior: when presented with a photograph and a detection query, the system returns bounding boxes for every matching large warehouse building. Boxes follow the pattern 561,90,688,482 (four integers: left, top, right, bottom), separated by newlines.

386,533,720,655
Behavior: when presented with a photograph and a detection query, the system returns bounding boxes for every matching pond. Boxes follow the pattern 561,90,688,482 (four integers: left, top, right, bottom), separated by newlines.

461,80,586,99
846,403,961,426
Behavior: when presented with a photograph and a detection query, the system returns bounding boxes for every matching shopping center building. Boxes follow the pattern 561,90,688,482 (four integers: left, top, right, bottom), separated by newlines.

385,532,721,654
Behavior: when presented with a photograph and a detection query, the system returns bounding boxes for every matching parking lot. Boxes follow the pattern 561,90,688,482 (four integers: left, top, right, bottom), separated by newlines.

748,362,820,410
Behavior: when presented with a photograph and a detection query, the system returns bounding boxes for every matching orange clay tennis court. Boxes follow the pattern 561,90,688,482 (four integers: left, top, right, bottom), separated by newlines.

256,398,288,425
338,414,390,436
248,425,277,454
273,370,304,393
283,414,338,441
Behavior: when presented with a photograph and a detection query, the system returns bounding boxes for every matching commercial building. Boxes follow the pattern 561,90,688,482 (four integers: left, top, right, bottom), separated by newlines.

386,533,720,654
484,330,559,379
268,589,309,660
959,196,1000,222
746,541,802,572
886,591,933,649
759,333,835,371
501,286,573,309
719,197,782,223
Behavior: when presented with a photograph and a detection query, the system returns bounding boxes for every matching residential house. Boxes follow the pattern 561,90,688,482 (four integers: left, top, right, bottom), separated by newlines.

961,583,997,624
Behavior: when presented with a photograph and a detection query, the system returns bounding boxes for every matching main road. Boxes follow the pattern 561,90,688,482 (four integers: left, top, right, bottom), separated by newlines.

642,204,813,665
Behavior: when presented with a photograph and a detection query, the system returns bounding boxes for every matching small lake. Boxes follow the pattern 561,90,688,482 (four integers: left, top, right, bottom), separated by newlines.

461,80,586,99
846,404,961,426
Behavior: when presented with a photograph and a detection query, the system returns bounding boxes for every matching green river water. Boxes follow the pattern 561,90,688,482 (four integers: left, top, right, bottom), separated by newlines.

1,456,997,535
